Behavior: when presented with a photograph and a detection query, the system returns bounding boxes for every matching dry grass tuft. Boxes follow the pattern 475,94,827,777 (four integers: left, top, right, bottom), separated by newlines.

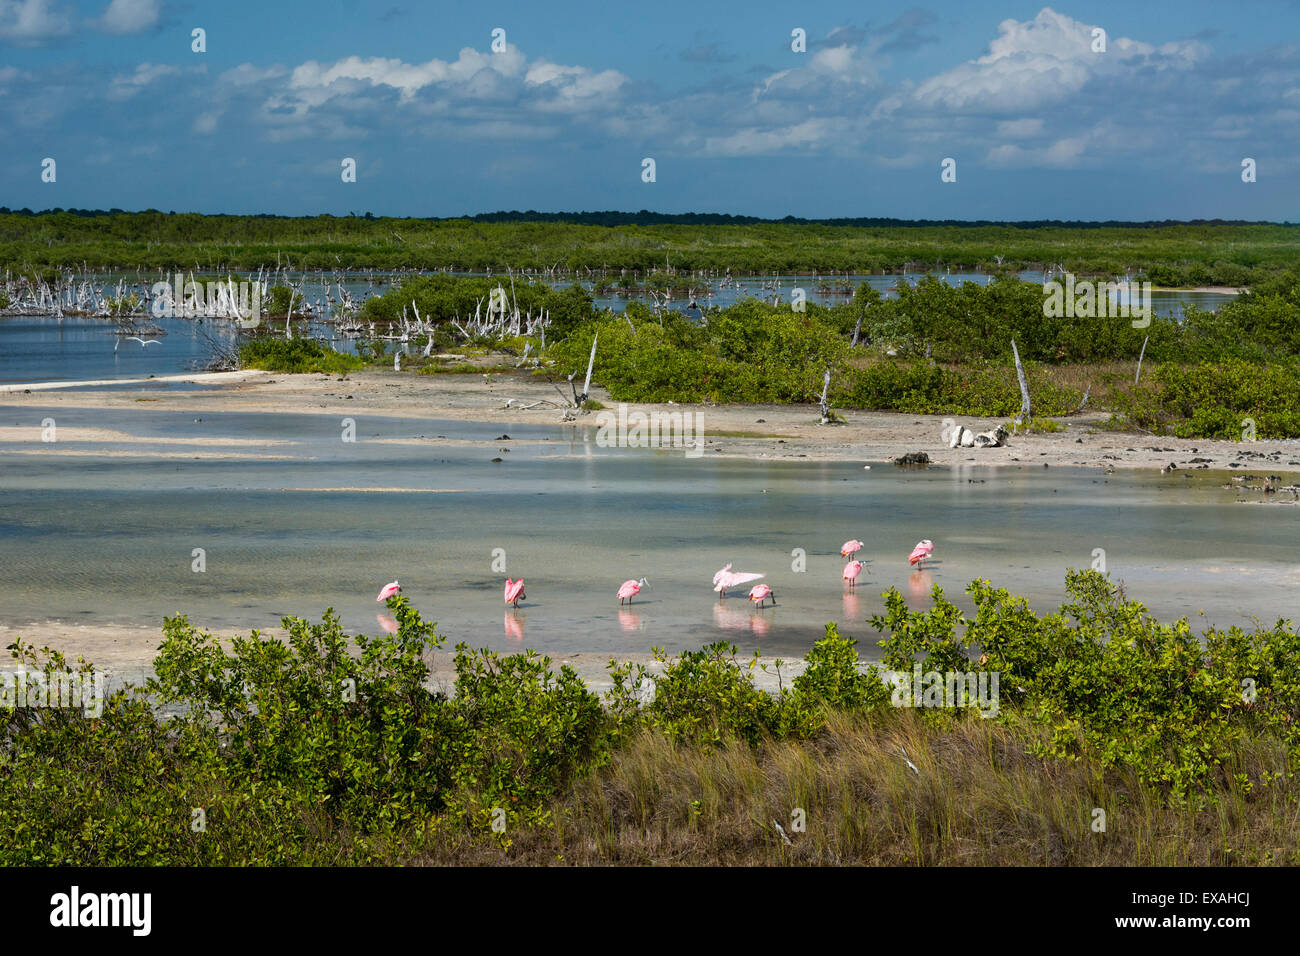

415,710,1300,865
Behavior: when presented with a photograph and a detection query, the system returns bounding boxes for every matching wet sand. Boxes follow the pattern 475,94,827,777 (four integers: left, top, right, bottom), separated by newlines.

1,365,1296,474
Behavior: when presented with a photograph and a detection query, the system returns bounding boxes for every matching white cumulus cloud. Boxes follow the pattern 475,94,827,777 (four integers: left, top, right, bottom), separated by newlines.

98,0,161,35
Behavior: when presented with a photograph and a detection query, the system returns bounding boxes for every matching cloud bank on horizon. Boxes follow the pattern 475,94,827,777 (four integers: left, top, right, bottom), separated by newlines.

1,0,1296,221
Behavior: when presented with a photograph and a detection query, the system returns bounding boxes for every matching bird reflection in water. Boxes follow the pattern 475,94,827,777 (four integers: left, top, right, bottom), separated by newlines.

842,592,861,620
376,613,398,635
504,610,526,641
618,608,643,632
713,602,771,637
908,570,932,602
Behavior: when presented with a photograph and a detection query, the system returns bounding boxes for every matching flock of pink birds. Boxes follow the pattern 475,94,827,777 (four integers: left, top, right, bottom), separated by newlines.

372,539,935,616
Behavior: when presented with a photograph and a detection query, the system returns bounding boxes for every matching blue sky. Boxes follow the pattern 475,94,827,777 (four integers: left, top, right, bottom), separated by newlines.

2,0,1298,220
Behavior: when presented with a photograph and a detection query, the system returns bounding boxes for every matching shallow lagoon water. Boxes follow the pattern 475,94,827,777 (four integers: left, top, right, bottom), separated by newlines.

0,408,1295,660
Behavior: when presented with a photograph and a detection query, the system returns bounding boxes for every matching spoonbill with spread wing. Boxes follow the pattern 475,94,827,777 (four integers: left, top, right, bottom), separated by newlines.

713,563,764,599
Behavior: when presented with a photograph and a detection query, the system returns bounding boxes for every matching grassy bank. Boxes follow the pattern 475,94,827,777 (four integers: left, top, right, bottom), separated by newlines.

220,265,1300,440
3,572,1297,865
537,270,1300,438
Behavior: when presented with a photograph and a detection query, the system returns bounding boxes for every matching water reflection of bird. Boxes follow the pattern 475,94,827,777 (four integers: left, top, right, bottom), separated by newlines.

617,608,642,632
504,610,525,640
713,563,764,599
842,592,861,619
617,577,648,605
712,602,770,637
713,603,750,631
908,570,931,601
376,613,398,634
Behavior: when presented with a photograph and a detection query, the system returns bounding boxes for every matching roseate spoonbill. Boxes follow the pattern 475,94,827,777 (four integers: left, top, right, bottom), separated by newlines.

376,580,401,602
713,563,764,599
908,540,934,568
748,584,775,608
617,578,649,605
843,560,864,589
841,539,865,559
504,578,526,607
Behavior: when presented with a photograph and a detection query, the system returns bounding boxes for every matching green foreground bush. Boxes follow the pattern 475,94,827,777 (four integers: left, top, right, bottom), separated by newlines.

2,572,1298,864
239,337,363,374
1110,359,1300,439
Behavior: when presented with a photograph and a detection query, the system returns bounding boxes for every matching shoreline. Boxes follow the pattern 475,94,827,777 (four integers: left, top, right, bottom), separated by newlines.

0,621,799,697
2,365,1296,474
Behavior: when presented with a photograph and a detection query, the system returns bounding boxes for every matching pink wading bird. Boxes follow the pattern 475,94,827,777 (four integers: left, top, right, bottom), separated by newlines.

908,539,934,568
617,578,649,605
842,560,864,589
840,539,865,560
504,577,526,608
748,584,775,608
376,580,401,602
713,563,764,599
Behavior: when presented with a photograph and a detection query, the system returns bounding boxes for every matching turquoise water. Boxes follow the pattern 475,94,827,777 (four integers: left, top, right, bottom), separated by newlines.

0,407,1294,659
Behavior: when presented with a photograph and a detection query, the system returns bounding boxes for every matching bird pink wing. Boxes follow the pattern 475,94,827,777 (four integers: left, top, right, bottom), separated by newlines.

712,564,733,587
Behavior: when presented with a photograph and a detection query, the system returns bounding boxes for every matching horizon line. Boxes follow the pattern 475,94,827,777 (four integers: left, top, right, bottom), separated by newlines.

1,208,1293,229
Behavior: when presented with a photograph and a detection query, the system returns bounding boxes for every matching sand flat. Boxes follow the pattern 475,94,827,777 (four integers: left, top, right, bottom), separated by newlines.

0,366,1295,474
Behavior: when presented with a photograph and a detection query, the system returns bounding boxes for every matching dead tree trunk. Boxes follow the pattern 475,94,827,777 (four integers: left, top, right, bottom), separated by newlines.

1135,335,1150,384
1011,339,1031,424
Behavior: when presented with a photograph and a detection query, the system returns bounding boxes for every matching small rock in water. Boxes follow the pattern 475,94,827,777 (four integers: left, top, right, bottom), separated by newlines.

497,434,511,440
491,457,503,463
